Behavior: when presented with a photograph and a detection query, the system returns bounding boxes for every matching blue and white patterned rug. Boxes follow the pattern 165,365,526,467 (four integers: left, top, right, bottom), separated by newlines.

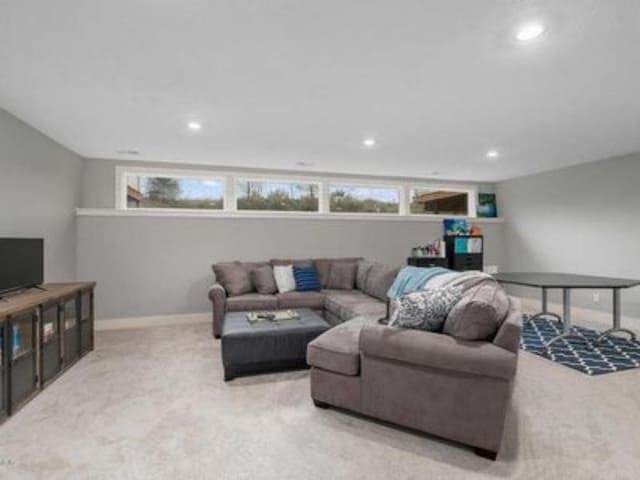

520,316,640,376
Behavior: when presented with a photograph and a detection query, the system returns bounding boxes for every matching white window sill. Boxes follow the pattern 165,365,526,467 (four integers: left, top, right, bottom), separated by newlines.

76,208,504,223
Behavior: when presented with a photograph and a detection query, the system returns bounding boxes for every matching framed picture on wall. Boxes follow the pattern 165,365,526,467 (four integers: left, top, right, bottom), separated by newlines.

477,193,498,218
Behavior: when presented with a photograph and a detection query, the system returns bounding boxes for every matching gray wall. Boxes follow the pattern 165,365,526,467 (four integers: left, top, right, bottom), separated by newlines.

0,108,83,282
79,157,503,319
497,153,640,318
77,215,505,319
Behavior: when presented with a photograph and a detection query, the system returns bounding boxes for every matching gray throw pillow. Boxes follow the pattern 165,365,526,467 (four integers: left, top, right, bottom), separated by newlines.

251,265,277,294
389,286,463,332
356,260,375,291
212,262,253,297
443,279,510,341
327,262,357,290
315,258,362,288
364,263,400,301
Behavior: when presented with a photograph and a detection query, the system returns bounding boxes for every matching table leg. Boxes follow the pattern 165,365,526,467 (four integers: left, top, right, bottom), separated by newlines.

546,288,586,347
525,287,562,324
597,289,637,343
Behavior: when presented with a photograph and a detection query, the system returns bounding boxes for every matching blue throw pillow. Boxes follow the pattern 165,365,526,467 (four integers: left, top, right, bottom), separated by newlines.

293,266,321,292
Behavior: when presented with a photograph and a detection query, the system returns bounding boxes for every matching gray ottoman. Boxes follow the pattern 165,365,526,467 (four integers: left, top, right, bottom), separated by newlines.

221,309,330,381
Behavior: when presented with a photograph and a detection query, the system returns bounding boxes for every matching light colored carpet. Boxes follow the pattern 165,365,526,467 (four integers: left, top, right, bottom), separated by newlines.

1,322,639,480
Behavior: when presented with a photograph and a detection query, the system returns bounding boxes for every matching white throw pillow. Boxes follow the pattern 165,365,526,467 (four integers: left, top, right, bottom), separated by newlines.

273,265,296,293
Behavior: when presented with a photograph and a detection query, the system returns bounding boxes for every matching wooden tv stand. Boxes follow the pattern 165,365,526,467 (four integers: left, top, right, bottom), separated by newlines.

0,282,96,422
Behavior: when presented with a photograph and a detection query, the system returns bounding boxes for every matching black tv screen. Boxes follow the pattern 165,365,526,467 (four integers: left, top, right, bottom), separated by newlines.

0,238,44,295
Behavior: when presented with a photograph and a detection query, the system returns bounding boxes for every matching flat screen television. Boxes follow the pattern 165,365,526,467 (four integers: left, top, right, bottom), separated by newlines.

0,238,44,295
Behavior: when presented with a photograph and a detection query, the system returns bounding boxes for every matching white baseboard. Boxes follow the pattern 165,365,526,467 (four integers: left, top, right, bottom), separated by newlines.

517,297,640,334
95,312,210,331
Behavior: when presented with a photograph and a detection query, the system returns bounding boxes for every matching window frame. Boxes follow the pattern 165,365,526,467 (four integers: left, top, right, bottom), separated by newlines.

115,166,479,219
327,182,404,216
407,185,477,218
234,176,323,214
115,166,227,211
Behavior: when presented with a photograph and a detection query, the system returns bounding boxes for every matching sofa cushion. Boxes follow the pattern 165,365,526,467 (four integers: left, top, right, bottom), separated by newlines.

307,316,376,376
314,258,363,288
356,260,375,291
212,262,253,297
277,291,326,309
293,265,321,292
324,290,386,321
444,279,510,341
327,262,357,290
389,286,463,332
226,293,278,312
251,265,277,295
364,263,400,301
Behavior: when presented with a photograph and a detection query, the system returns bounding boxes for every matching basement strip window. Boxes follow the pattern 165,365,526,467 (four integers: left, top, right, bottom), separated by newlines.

115,166,479,218
329,184,401,214
123,172,225,210
235,179,320,212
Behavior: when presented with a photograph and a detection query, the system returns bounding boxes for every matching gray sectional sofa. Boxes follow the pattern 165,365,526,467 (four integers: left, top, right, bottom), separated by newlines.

208,257,521,459
208,258,400,338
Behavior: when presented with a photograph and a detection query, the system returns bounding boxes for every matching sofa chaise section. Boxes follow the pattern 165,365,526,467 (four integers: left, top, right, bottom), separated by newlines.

306,298,522,459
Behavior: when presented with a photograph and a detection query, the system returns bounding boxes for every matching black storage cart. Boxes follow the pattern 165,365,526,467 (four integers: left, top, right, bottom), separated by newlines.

444,235,484,271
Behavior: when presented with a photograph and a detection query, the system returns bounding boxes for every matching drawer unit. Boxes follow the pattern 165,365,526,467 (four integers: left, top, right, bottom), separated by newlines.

9,310,38,411
62,295,80,366
40,301,62,386
452,253,484,271
445,235,484,272
407,257,449,268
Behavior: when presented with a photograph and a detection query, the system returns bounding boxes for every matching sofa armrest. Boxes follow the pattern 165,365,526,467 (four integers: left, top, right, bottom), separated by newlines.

359,324,517,381
209,283,227,338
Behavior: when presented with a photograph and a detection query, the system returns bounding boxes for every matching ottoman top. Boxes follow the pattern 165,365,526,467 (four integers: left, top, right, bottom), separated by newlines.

223,308,329,338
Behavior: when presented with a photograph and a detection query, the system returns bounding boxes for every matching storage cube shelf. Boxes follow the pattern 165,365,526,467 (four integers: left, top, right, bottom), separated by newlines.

0,282,95,421
40,302,62,386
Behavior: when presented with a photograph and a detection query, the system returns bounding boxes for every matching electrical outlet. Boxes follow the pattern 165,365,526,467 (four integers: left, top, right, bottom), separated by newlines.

485,265,499,274
592,293,600,303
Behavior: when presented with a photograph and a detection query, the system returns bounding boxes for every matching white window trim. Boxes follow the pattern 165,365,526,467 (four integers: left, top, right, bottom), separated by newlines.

115,166,482,220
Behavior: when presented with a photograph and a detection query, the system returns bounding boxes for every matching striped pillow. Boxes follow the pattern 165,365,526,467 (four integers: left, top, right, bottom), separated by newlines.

293,266,321,292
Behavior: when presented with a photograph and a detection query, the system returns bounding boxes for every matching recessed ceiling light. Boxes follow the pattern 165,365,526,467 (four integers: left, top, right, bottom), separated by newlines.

116,149,140,155
187,121,202,131
296,161,314,167
431,171,441,176
362,137,376,148
486,150,499,159
516,23,545,42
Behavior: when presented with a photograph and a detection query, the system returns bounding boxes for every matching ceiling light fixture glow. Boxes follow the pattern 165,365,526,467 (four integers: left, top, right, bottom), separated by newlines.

187,121,202,131
362,137,376,148
516,23,545,42
486,150,499,159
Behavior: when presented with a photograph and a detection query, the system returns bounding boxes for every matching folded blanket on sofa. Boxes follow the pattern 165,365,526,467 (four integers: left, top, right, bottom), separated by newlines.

423,270,493,291
387,266,450,300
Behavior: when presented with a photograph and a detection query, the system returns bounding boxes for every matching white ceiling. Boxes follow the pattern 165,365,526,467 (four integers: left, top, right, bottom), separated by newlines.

1,1,639,182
